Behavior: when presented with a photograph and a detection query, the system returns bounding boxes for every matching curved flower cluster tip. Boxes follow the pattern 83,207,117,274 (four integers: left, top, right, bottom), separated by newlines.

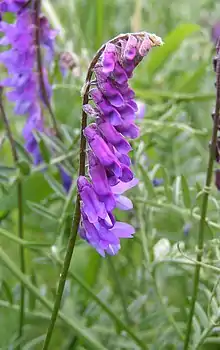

79,32,163,256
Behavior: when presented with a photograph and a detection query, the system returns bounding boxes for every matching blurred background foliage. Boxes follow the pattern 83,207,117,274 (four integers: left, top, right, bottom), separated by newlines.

1,0,220,349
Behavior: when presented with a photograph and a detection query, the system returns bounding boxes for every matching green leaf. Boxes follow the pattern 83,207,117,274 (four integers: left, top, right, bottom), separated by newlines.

194,301,209,329
0,173,52,211
0,164,16,176
44,173,66,198
145,23,200,80
28,271,37,311
173,176,181,205
17,160,30,176
161,167,172,202
34,131,51,164
15,140,32,162
175,61,209,93
181,175,191,208
27,201,58,221
0,280,13,304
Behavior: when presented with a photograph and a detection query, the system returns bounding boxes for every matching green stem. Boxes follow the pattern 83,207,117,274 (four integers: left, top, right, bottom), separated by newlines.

0,247,106,350
183,46,220,349
17,181,25,347
0,89,25,349
42,198,81,349
34,0,60,137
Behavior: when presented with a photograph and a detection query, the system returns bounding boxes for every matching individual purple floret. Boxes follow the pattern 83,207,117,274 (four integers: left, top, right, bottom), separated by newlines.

136,100,146,119
79,32,163,256
152,178,164,187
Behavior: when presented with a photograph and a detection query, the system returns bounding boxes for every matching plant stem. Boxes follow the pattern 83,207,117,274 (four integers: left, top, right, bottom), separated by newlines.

34,0,60,137
0,89,25,349
183,41,220,350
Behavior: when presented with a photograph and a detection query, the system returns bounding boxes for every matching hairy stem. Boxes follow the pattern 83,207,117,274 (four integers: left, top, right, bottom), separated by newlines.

0,90,25,349
34,0,59,137
184,41,220,349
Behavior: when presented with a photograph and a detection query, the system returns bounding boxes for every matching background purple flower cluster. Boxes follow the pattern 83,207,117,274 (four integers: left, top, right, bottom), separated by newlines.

78,34,157,256
0,3,54,163
0,1,72,190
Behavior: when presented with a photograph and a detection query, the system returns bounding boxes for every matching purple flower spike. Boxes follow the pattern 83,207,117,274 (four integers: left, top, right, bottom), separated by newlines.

102,43,117,74
80,31,162,255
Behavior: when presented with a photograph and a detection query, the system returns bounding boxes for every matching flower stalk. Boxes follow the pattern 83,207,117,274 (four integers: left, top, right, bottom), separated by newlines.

184,38,220,349
34,0,59,137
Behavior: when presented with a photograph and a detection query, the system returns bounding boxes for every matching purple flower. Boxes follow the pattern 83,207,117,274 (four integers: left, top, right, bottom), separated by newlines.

101,43,117,74
78,32,162,256
0,5,70,190
183,223,191,237
135,100,146,119
80,218,134,257
212,22,220,44
152,178,164,187
84,124,122,178
111,178,138,210
88,151,116,212
97,119,132,154
0,0,29,13
59,167,73,192
77,176,108,223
